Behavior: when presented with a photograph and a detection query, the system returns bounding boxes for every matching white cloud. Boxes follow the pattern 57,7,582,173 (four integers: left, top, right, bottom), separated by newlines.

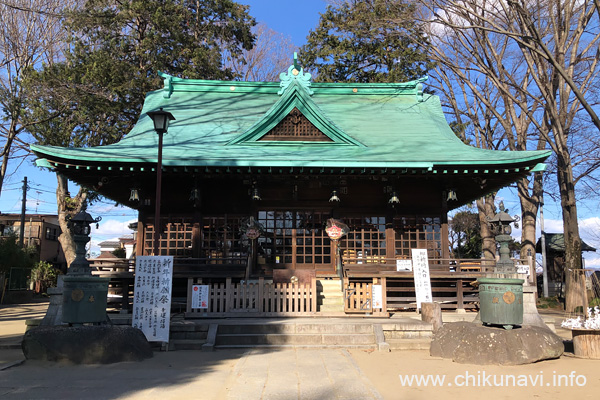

88,203,134,215
584,253,600,270
88,219,135,258
91,218,136,239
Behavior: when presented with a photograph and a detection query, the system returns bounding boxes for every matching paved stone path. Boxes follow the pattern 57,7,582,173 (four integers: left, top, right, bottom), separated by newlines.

0,348,382,399
226,349,382,400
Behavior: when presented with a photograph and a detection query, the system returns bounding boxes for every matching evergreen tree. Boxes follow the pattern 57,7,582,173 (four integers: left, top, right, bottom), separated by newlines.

450,210,482,259
299,0,433,83
23,0,256,264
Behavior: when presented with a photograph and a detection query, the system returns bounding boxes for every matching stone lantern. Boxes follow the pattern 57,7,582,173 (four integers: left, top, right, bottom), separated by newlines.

62,208,110,325
487,202,520,274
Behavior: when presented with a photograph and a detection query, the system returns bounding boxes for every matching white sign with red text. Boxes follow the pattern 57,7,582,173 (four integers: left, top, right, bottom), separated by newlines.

191,285,210,309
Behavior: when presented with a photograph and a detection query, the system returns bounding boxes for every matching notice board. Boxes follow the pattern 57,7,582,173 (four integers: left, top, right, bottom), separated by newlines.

411,249,433,309
132,256,174,342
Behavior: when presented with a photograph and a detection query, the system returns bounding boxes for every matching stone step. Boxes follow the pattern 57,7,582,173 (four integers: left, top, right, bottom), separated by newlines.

170,323,210,333
170,331,208,340
321,297,344,305
171,339,208,350
217,323,373,335
384,330,433,340
318,281,342,288
319,304,345,312
320,291,343,297
216,343,377,350
387,338,432,351
381,322,433,331
319,283,342,289
215,333,376,346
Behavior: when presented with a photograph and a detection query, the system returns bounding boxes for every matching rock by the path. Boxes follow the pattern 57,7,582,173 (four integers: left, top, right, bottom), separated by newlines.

22,325,153,364
430,321,563,365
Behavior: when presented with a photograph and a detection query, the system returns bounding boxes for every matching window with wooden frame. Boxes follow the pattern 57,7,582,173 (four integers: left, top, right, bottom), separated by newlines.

340,216,387,263
144,218,193,256
200,216,247,263
256,210,331,268
257,211,294,265
294,211,331,266
393,216,442,260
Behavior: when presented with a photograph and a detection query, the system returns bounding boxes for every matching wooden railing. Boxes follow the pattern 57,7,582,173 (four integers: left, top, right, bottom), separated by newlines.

341,256,496,274
185,277,317,317
90,259,135,311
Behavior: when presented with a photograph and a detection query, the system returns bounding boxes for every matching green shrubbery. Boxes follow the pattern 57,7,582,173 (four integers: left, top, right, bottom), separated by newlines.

0,234,37,274
29,261,61,294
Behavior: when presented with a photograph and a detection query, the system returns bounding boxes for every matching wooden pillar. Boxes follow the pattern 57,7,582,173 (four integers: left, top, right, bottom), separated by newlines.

226,278,232,313
441,195,450,260
192,211,202,258
311,277,318,313
456,279,464,310
258,277,264,312
381,276,387,313
136,212,145,257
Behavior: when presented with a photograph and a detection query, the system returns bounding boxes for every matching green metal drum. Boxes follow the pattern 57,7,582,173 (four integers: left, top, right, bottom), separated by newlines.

62,276,110,324
478,278,524,329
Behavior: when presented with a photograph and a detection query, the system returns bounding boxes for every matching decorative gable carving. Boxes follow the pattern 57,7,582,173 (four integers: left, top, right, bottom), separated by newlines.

259,108,333,142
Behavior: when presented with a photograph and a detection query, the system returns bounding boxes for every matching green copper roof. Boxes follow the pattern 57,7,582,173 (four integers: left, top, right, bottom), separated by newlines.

31,63,550,170
536,233,597,253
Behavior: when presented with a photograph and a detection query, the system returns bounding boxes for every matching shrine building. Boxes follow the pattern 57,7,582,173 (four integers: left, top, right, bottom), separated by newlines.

31,58,550,314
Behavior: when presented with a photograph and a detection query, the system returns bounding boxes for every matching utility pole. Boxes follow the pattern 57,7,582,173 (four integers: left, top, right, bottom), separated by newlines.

540,191,548,298
19,177,27,247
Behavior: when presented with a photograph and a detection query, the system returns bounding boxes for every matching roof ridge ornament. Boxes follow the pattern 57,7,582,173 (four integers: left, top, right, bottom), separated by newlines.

415,76,428,102
278,52,313,96
158,71,173,99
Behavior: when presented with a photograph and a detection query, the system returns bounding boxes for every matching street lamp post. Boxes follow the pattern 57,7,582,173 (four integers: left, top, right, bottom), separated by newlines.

146,108,175,256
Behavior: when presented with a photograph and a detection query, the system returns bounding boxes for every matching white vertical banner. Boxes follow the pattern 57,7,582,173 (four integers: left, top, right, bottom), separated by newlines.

411,249,433,309
132,256,174,342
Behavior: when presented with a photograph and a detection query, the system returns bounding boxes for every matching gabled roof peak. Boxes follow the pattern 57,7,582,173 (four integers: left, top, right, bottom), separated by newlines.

278,52,313,96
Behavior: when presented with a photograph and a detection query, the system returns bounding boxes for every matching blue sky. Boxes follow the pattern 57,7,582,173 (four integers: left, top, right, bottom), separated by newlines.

1,0,598,268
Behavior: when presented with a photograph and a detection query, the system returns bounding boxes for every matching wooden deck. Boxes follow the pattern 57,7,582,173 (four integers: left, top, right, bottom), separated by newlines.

89,256,533,316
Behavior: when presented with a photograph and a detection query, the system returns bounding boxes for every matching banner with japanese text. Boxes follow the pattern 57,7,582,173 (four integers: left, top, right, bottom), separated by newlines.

411,249,432,309
132,256,173,342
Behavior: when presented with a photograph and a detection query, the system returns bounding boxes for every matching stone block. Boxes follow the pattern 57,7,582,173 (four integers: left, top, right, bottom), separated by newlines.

22,325,153,364
430,321,563,365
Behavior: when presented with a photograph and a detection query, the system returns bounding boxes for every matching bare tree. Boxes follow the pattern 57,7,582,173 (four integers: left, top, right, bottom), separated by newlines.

419,0,600,311
225,23,297,82
420,3,549,265
0,0,78,197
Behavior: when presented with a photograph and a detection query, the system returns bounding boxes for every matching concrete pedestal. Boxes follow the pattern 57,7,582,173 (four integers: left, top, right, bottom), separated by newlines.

522,284,548,328
40,276,64,326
